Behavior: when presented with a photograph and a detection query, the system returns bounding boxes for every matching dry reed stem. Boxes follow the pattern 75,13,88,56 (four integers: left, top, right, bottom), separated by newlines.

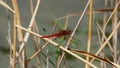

12,1,18,68
32,23,42,66
57,1,90,68
16,25,98,68
12,0,23,42
0,0,15,13
12,13,17,68
18,0,41,54
30,0,41,67
12,0,26,67
113,0,118,64
46,49,49,68
85,0,93,68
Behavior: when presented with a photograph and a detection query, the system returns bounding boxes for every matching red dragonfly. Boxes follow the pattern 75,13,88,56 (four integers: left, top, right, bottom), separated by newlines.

40,30,71,38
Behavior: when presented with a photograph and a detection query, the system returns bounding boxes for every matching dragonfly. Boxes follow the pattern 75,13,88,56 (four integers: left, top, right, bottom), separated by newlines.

40,29,80,46
40,30,71,38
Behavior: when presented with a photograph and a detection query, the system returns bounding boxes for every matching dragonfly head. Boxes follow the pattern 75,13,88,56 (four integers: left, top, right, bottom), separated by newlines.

60,30,71,35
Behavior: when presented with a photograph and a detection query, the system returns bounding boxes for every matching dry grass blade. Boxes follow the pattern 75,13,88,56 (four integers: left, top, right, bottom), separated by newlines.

70,49,120,68
69,48,116,67
16,25,98,68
